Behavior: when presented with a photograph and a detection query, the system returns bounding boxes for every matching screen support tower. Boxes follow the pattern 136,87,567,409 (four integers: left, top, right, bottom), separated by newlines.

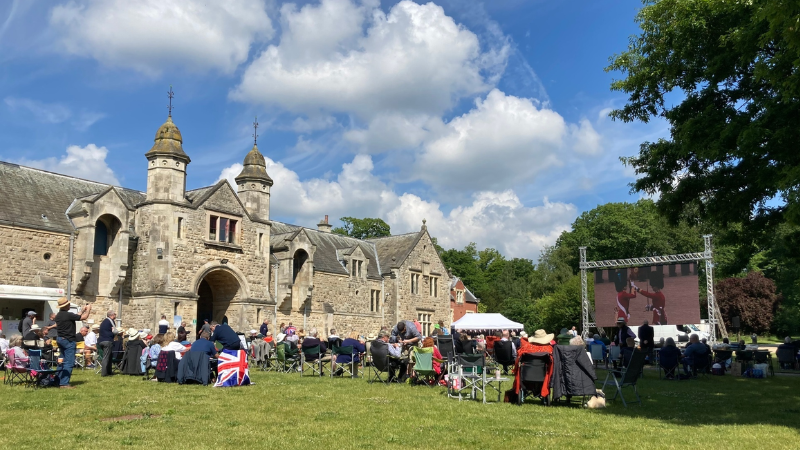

579,235,718,344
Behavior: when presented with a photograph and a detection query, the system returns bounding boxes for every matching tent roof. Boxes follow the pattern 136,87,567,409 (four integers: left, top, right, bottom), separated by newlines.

451,313,523,330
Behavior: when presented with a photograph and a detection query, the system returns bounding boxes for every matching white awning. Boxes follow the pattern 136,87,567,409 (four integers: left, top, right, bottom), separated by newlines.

0,284,65,301
451,313,523,330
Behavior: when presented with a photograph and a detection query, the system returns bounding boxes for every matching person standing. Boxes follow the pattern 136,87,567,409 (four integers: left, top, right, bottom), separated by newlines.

259,319,269,337
55,297,91,389
616,318,636,348
98,311,117,376
22,311,37,337
44,313,58,340
158,315,169,334
638,319,655,363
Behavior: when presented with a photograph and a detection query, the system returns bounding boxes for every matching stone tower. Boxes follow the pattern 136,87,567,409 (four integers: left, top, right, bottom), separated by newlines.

235,144,273,221
145,115,191,203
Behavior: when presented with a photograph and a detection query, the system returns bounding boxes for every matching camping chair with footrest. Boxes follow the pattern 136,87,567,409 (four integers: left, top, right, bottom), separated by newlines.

602,350,647,407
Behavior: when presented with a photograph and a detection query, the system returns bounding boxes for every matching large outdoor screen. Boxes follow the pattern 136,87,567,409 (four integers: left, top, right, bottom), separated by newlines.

594,263,701,327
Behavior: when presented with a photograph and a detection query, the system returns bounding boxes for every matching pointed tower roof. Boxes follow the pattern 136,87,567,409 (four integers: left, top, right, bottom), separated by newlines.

145,116,190,163
235,144,273,186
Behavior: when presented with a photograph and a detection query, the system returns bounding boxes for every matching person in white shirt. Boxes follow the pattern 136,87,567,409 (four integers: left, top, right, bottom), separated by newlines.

158,315,170,334
0,333,9,354
161,331,188,360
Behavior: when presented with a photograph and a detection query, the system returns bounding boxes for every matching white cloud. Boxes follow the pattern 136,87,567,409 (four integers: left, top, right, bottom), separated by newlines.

18,143,120,185
49,0,273,75
570,118,602,155
217,153,576,260
232,0,507,119
413,89,569,191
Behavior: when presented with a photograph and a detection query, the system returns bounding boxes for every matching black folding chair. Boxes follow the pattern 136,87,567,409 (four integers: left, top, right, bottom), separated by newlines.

777,348,798,370
494,341,515,375
754,350,774,376
691,352,710,378
300,345,323,377
367,340,394,384
517,352,550,406
602,350,647,407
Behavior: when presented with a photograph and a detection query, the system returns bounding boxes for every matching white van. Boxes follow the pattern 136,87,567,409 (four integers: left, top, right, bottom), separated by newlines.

650,324,710,345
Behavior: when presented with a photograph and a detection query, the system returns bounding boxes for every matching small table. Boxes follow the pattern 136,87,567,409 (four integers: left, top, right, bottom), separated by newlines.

483,375,510,403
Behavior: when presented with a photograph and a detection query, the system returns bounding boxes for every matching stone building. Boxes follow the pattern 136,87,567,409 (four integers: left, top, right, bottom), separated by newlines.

0,113,450,337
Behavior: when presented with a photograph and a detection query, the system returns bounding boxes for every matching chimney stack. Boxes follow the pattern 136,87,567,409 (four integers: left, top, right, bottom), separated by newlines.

318,215,332,233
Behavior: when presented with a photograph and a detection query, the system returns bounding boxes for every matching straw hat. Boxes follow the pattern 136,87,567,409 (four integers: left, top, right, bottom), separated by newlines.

126,328,139,340
276,333,286,343
30,324,41,331
249,329,258,335
528,329,554,345
367,333,376,341
57,297,70,309
91,324,100,331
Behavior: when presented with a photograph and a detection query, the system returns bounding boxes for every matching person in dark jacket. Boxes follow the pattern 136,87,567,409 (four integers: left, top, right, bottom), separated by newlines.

98,311,117,376
616,318,636,347
659,337,681,379
301,328,329,362
120,328,147,375
210,321,241,351
638,319,655,363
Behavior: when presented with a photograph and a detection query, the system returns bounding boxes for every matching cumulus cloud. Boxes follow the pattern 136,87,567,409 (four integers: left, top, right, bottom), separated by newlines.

413,89,568,191
49,0,273,75
18,143,120,185
231,0,507,119
217,153,575,260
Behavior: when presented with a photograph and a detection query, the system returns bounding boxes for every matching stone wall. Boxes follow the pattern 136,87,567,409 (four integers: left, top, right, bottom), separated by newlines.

0,225,70,289
392,231,451,331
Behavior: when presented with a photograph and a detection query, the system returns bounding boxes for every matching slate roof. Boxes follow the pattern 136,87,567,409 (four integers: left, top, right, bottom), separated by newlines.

367,232,421,275
0,161,145,234
270,222,382,279
450,276,480,304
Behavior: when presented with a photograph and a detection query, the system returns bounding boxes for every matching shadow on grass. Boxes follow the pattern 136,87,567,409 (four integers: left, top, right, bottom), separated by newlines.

592,367,800,430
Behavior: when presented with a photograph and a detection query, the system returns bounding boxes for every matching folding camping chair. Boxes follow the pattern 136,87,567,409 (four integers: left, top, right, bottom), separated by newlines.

26,350,57,388
5,350,29,386
602,350,647,407
331,345,358,378
753,350,774,376
277,343,300,373
300,345,324,377
367,340,395,384
777,347,798,370
609,345,621,367
260,342,275,371
411,347,438,387
589,344,606,369
517,352,550,406
493,340,515,375
691,352,711,378
450,354,485,401
436,335,456,374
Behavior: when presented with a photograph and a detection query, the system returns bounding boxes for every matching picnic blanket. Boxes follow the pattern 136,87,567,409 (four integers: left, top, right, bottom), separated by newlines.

214,349,251,387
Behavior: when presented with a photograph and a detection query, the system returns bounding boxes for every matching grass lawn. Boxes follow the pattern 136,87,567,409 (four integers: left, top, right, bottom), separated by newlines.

2,366,800,449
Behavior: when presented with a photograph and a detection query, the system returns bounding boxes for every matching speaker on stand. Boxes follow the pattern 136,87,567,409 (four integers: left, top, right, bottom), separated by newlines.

732,316,741,343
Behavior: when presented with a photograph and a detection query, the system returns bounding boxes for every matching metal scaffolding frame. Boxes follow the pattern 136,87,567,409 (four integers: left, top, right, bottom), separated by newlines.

580,235,718,343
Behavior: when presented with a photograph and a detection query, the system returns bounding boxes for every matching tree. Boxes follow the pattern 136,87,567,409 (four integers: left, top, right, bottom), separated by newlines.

608,0,800,245
555,199,702,271
331,217,390,240
716,271,780,334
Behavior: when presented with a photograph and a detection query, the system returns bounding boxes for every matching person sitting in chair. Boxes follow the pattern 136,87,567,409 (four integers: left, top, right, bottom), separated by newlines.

333,330,365,376
682,334,708,375
659,337,681,379
190,330,219,365
301,328,330,366
378,330,407,382
210,321,241,351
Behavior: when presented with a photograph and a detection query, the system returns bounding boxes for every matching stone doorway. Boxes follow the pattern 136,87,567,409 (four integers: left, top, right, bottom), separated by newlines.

195,269,241,334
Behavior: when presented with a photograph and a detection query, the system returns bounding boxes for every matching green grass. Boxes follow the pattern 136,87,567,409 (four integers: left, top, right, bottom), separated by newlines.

2,366,800,449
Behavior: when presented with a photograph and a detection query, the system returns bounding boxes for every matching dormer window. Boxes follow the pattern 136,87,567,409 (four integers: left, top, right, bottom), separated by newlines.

350,259,363,278
207,213,239,245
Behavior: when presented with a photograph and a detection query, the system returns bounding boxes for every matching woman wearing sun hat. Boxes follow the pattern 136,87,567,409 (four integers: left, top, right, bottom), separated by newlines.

513,329,555,399
54,297,91,389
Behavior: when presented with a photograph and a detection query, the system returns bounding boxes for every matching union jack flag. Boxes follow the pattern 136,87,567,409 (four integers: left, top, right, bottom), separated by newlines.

214,349,251,387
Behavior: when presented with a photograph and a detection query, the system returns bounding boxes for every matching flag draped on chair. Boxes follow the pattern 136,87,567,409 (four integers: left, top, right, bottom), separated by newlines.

214,349,251,387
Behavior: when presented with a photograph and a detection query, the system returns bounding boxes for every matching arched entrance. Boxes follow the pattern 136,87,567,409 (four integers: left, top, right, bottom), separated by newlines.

196,269,241,334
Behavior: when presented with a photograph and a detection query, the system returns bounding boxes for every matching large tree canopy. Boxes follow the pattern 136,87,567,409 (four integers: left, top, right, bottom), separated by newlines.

332,217,391,240
608,0,800,240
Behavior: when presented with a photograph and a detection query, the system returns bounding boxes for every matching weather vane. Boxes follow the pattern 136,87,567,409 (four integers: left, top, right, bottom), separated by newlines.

167,85,174,117
253,116,259,145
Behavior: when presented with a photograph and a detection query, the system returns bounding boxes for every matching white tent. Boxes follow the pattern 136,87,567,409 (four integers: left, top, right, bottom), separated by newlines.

451,313,523,331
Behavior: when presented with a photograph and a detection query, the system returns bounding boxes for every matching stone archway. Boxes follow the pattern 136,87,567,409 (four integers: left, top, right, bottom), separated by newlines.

195,269,241,334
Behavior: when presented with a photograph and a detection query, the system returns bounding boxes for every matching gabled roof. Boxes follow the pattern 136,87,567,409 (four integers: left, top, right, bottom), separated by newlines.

270,222,382,279
0,161,145,234
367,232,421,275
450,276,480,304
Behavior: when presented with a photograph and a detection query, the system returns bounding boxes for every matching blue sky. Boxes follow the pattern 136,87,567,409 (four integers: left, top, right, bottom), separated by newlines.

0,0,667,261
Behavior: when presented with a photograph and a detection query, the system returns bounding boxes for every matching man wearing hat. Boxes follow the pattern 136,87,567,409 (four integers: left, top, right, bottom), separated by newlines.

21,310,37,337
55,297,91,388
616,317,636,348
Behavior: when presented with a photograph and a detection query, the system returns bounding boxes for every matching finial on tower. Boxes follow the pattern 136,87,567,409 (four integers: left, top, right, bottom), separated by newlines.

421,218,427,231
253,116,259,146
167,85,174,117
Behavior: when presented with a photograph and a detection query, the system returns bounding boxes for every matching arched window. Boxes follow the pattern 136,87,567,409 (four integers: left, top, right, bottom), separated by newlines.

94,220,108,255
293,249,308,283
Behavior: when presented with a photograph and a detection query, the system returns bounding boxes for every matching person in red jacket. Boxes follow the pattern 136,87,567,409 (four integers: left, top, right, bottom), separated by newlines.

637,268,668,324
614,269,636,322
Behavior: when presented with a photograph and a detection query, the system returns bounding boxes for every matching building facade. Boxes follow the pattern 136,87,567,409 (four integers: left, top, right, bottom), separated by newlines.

449,276,479,322
0,113,450,338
